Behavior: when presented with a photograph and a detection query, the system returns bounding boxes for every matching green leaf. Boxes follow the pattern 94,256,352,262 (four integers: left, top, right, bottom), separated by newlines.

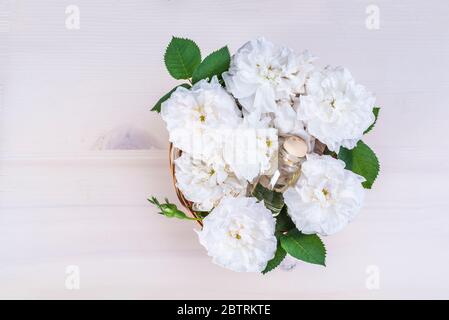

151,83,191,112
280,229,326,266
338,140,380,189
364,107,380,134
164,37,201,80
262,236,286,274
192,46,231,84
251,183,284,214
275,206,295,232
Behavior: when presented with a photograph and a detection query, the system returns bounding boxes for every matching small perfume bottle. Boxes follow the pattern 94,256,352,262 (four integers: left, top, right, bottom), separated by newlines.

258,135,308,193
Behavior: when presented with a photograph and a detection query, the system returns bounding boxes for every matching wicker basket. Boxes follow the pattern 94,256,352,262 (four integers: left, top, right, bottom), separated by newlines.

169,143,203,225
169,139,327,226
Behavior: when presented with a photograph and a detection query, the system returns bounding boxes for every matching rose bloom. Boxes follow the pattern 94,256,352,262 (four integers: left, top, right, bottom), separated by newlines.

223,37,315,119
175,153,247,211
196,196,277,272
161,76,242,162
298,66,376,153
222,117,279,183
284,154,365,236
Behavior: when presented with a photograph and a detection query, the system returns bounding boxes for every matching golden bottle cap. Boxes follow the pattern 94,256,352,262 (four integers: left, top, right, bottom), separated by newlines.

283,136,308,158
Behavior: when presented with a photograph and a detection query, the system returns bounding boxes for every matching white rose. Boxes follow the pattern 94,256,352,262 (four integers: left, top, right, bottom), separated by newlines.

284,154,365,236
196,196,277,272
298,66,376,153
223,38,315,119
223,117,279,182
161,77,242,162
175,153,247,211
273,99,315,151
272,100,297,134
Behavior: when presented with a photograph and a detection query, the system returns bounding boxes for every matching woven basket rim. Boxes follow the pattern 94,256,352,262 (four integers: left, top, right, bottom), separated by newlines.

169,143,203,226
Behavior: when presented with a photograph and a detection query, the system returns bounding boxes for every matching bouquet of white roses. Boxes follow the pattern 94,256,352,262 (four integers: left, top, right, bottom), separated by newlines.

149,37,380,273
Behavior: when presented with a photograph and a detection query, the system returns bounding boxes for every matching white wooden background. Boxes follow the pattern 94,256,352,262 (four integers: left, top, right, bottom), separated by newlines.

1,0,449,299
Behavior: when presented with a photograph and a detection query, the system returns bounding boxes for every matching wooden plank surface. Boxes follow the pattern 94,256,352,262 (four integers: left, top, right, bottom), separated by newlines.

1,0,449,299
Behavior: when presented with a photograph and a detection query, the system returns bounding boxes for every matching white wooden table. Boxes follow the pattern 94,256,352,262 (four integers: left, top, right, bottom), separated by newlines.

1,0,449,299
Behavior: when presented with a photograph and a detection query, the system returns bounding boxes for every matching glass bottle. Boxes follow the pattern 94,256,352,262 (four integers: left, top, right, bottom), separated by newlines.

258,135,308,193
